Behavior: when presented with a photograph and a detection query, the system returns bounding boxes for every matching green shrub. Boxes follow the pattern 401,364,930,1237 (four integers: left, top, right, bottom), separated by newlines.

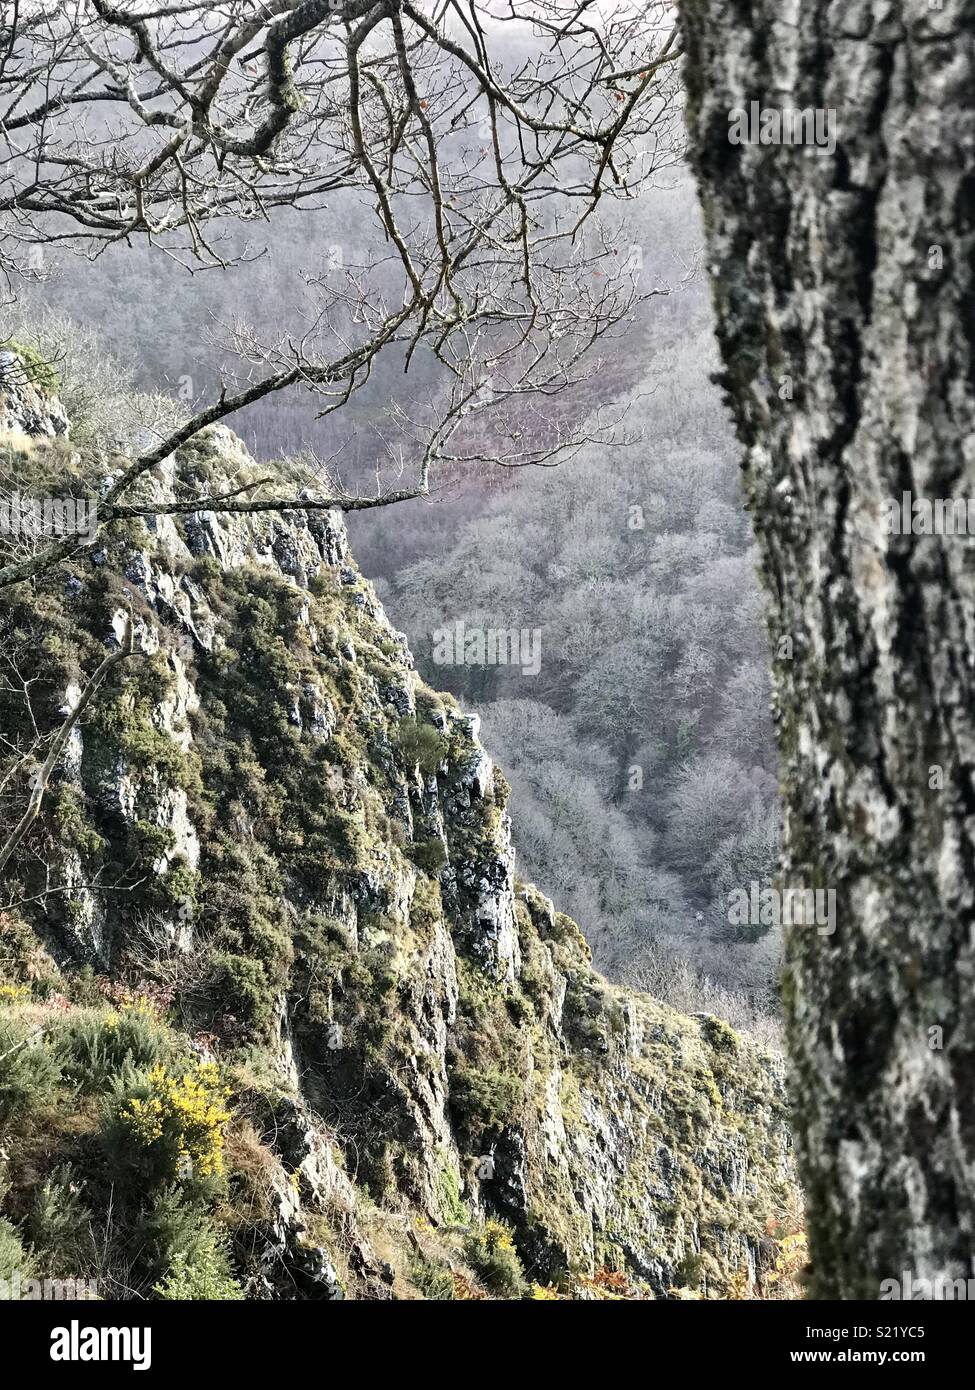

210,951,271,1029
138,1188,224,1280
62,966,105,1008
90,696,192,788
492,767,511,808
0,911,55,986
50,787,106,857
463,1221,526,1298
102,1060,231,1191
395,717,447,774
0,1019,62,1120
27,1166,92,1275
55,1007,169,1092
437,1157,467,1226
128,821,177,865
154,1237,244,1300
0,1218,30,1290
451,1064,525,1133
314,809,369,866
409,1254,455,1301
410,837,448,874
698,1013,739,1054
414,687,446,722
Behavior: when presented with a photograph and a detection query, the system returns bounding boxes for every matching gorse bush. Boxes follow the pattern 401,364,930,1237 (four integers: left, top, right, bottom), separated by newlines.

107,1061,232,1186
436,1158,467,1226
0,940,252,1299
56,1006,170,1092
154,1243,245,1301
137,1186,220,1278
463,1221,526,1298
27,1166,92,1276
0,911,53,986
0,1019,62,1121
409,1254,456,1301
210,951,274,1032
0,1217,30,1289
143,1193,244,1299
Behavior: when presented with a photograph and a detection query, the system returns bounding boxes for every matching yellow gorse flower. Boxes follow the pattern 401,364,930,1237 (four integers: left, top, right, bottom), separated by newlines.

121,998,155,1017
120,1060,231,1179
481,1220,515,1254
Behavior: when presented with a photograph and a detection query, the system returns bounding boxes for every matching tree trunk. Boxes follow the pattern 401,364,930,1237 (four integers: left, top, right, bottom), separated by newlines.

677,1,975,1297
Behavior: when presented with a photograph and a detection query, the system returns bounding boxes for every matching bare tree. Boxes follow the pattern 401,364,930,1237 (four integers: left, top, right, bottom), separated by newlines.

678,0,975,1297
0,0,683,589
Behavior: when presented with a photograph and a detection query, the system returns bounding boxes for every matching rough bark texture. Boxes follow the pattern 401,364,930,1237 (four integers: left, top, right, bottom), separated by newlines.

678,0,975,1297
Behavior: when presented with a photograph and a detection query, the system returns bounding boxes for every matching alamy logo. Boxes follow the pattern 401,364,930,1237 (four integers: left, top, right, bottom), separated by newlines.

728,882,836,936
432,620,541,677
881,1270,975,1300
728,102,837,155
0,1272,97,1300
0,492,98,544
882,493,975,536
50,1321,151,1371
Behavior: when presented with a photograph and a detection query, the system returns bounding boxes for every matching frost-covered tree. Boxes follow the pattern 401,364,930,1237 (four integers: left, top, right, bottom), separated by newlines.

0,0,684,588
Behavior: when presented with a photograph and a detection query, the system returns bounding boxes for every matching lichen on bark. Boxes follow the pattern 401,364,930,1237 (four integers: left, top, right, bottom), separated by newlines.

678,0,975,1296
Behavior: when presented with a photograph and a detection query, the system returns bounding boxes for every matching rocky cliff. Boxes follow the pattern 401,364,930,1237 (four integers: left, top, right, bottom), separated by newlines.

0,358,798,1300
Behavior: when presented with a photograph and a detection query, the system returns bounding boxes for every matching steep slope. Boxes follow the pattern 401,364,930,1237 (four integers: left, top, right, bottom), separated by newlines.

0,360,798,1300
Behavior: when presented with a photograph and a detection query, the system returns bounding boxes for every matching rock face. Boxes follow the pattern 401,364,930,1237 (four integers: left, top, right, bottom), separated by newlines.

0,349,69,439
0,368,796,1298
